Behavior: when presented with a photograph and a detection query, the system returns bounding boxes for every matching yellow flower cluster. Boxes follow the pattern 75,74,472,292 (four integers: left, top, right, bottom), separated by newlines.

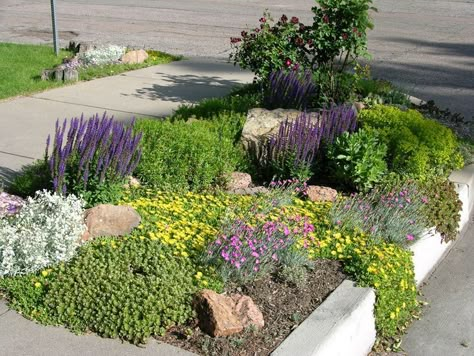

120,190,418,338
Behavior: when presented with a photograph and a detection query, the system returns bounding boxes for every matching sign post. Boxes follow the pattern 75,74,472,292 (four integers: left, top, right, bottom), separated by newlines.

50,0,59,55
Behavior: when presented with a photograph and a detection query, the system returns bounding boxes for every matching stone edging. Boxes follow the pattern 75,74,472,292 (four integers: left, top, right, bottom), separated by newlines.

271,164,474,356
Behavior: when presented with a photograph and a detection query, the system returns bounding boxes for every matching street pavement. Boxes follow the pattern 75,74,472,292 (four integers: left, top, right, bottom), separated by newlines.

0,0,472,121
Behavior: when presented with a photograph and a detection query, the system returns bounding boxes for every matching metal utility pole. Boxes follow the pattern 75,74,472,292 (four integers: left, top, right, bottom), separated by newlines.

50,0,59,55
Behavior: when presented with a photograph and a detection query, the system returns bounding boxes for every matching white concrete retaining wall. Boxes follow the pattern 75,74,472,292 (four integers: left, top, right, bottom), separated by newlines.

410,164,474,285
271,280,376,356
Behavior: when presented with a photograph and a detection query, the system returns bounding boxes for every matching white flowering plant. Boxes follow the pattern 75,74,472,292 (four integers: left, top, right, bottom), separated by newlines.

0,190,85,276
78,45,125,66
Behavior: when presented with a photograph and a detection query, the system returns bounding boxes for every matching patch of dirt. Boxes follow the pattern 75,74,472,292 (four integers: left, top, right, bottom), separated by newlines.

157,259,346,355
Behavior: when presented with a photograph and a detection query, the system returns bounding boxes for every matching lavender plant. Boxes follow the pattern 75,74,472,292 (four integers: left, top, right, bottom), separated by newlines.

45,113,142,205
266,105,357,180
330,182,428,247
263,69,317,110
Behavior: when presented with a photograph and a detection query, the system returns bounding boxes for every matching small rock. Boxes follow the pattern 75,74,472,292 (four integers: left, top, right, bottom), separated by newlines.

353,102,366,113
82,204,141,241
77,42,96,54
121,49,149,64
0,192,25,218
231,294,264,329
122,176,141,189
227,186,269,196
306,185,337,202
227,172,252,190
195,289,243,337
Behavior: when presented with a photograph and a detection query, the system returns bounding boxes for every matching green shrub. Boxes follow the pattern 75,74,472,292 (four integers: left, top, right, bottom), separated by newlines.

420,179,462,242
358,105,464,179
1,238,197,344
172,90,261,121
8,160,52,198
327,129,387,192
135,117,242,191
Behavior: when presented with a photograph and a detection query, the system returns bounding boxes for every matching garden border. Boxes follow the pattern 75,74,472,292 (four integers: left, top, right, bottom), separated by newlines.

271,163,474,356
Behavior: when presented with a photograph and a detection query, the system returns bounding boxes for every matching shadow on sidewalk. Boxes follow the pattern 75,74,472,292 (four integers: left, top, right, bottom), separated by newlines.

0,166,17,188
124,72,245,103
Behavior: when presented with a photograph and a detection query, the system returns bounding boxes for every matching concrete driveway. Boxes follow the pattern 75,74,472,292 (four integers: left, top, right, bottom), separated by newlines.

0,0,473,120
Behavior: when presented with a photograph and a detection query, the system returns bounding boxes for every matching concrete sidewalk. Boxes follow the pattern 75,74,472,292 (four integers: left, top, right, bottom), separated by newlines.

0,303,195,356
403,214,474,356
0,57,253,177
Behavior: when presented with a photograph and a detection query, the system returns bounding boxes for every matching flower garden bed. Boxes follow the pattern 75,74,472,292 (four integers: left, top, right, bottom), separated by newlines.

1,0,474,355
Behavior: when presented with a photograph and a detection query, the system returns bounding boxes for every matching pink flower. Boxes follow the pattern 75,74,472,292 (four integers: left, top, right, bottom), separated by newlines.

272,253,278,261
251,251,259,258
406,234,414,241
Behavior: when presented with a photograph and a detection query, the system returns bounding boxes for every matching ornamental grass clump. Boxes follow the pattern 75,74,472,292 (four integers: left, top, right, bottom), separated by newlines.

266,105,357,180
331,182,428,247
264,69,317,110
0,190,84,276
46,113,142,205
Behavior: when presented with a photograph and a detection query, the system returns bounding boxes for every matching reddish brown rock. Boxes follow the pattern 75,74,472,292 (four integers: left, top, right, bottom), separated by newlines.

227,172,252,190
121,49,148,64
195,289,243,337
306,185,338,202
231,294,264,329
82,204,140,241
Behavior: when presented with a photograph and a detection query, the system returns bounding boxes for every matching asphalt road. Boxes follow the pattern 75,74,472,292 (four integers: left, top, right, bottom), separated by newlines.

0,0,473,121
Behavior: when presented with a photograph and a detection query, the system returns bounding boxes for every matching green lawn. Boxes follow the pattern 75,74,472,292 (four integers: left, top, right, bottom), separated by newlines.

0,43,180,100
0,43,71,99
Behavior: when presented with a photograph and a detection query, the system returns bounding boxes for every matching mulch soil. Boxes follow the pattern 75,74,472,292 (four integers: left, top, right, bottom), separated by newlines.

156,259,346,355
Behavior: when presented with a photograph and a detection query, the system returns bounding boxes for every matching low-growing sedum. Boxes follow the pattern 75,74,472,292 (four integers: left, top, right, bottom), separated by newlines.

0,190,85,276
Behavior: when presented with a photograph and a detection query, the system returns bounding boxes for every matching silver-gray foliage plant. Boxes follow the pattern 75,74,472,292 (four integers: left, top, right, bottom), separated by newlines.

0,190,85,276
78,45,125,66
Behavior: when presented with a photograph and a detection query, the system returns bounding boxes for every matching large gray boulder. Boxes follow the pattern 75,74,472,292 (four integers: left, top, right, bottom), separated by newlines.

241,108,319,159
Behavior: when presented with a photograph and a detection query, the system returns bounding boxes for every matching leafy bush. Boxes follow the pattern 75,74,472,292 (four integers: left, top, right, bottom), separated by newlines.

263,69,317,110
8,160,52,198
356,78,411,107
327,129,387,192
0,191,84,276
264,106,357,180
135,118,241,191
358,105,464,179
44,238,196,344
0,238,197,344
330,183,427,247
419,179,461,242
78,45,125,66
172,90,261,121
46,113,142,206
230,0,375,81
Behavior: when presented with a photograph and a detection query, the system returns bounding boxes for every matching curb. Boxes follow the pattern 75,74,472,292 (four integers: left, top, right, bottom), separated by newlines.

271,280,376,356
272,164,474,356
